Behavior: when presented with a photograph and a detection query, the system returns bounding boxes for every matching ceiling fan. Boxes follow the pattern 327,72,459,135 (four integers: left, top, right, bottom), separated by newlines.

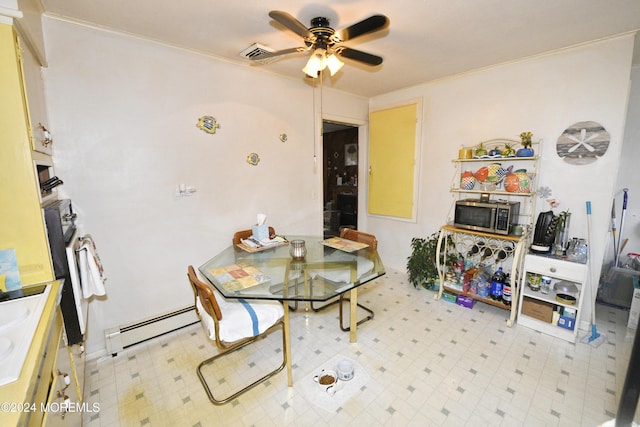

251,10,390,78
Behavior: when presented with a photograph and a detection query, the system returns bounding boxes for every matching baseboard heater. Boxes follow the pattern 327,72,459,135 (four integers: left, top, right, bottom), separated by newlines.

104,306,198,356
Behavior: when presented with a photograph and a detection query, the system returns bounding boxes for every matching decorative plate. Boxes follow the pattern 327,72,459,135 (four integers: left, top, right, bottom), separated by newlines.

556,121,609,165
197,116,220,134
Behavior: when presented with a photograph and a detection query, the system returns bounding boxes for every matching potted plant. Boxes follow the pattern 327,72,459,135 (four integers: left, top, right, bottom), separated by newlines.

517,131,534,157
407,232,459,290
474,142,487,158
501,143,516,157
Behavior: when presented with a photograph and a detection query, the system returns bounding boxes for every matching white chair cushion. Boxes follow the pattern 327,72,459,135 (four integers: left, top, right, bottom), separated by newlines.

197,292,284,343
311,252,375,284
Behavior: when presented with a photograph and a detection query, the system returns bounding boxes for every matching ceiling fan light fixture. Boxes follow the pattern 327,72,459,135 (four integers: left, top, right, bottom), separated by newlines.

303,48,326,77
326,53,344,76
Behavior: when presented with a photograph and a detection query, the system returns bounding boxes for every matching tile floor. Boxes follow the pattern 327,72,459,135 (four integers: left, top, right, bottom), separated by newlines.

82,269,639,426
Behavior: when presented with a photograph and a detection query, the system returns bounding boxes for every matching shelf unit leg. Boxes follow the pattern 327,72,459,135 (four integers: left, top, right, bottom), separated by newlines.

435,229,446,301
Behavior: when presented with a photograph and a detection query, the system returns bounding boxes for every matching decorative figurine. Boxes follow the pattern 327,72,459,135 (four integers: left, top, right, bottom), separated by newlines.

197,116,220,134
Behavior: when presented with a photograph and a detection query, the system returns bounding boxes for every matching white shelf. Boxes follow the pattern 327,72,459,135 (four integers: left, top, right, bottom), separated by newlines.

521,282,582,308
451,188,536,197
517,254,588,342
453,155,539,163
517,311,577,342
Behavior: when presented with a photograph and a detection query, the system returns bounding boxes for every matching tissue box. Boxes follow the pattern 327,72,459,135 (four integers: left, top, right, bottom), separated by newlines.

456,295,474,309
252,225,270,241
442,291,457,303
557,316,575,330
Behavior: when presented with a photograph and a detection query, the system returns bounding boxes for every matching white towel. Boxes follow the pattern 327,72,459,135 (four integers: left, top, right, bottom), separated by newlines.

78,235,107,298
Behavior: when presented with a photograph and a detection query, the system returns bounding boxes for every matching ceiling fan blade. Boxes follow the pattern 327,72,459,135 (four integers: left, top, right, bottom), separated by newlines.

336,47,383,66
269,10,314,39
251,47,307,61
334,15,389,42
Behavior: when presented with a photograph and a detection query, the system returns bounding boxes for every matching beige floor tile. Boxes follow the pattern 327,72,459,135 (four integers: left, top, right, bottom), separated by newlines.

81,268,639,426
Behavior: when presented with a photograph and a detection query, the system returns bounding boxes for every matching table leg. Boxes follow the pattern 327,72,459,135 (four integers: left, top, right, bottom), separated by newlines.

283,301,293,386
349,288,357,342
303,269,310,313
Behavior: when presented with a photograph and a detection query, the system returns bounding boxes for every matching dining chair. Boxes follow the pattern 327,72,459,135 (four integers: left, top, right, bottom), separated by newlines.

187,265,286,405
232,227,276,245
312,228,377,331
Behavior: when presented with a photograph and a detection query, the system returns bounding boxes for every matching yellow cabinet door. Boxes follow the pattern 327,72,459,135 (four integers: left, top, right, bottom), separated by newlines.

0,24,54,285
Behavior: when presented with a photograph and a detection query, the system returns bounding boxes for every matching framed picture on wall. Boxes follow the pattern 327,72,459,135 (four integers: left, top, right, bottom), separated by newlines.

345,144,357,165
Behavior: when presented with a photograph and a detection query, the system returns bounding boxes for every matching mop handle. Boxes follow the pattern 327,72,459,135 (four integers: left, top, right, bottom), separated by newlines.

586,201,591,215
623,188,628,209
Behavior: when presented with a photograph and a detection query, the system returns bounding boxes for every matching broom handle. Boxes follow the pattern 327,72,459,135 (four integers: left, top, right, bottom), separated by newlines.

586,201,596,325
611,201,618,261
616,189,629,266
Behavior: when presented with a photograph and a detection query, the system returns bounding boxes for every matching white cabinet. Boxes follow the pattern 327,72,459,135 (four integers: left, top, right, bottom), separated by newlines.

517,254,588,342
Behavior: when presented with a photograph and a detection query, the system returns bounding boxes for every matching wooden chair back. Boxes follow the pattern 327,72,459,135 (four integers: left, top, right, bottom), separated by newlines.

340,228,378,249
188,265,222,321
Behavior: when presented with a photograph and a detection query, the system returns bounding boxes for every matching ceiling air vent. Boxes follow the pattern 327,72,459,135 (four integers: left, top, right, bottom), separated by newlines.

240,43,276,63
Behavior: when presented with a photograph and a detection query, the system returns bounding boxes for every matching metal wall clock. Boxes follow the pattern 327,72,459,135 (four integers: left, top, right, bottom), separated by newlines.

556,121,610,165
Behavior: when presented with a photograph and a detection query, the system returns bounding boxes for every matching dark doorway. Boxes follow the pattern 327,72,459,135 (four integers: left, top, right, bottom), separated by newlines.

323,121,358,238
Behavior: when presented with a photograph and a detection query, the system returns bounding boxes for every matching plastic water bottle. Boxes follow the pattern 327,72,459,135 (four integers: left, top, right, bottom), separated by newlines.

490,267,506,301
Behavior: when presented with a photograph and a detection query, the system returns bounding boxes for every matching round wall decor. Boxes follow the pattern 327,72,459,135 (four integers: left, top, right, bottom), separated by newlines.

556,121,609,165
247,153,260,166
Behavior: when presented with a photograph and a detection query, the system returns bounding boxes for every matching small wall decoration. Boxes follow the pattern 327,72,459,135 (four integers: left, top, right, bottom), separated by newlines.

196,116,220,134
279,133,288,143
537,186,552,199
556,121,610,165
247,153,260,166
345,144,357,165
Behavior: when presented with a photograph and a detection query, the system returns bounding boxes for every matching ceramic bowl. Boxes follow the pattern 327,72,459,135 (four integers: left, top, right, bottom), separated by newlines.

337,360,354,381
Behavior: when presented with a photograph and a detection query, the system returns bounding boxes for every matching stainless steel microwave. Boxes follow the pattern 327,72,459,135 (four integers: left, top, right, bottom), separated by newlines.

454,199,520,235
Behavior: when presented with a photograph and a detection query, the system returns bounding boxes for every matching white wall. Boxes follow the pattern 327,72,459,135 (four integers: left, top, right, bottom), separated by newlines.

369,36,635,327
611,66,640,267
41,15,635,352
42,18,368,355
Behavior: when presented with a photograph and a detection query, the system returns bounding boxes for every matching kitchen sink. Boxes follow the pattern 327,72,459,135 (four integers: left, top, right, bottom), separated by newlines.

0,284,51,386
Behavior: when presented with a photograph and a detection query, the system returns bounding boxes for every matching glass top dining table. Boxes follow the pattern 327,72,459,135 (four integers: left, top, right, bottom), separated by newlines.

199,235,385,302
198,235,386,386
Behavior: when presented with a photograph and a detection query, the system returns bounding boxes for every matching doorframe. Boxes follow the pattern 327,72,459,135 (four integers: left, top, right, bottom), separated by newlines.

321,114,368,232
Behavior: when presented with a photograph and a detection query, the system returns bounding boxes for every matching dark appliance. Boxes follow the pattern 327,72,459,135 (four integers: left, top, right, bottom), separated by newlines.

530,211,557,254
454,199,520,235
43,199,83,345
338,193,357,228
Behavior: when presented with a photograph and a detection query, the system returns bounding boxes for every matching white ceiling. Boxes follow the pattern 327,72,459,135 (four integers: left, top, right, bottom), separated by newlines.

41,0,640,98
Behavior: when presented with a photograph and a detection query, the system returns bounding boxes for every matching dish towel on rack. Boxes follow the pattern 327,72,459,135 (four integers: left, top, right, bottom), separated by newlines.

78,234,107,298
